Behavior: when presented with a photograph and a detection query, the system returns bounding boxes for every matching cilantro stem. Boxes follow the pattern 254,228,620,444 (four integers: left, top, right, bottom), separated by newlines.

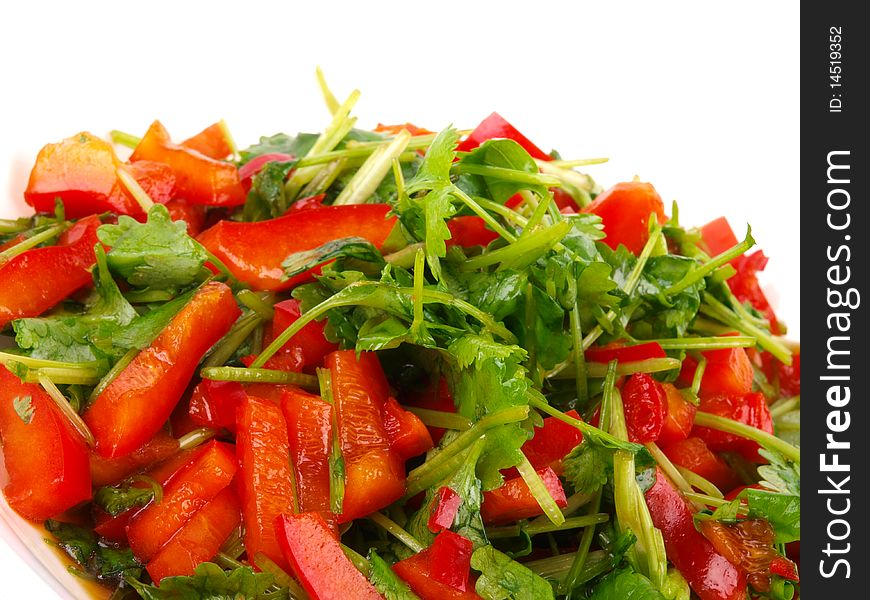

690,316,737,336
548,158,610,168
200,366,318,389
402,406,472,431
236,290,275,320
318,367,345,516
560,491,603,598
292,132,453,168
405,405,530,497
644,442,695,496
691,355,707,398
487,514,608,540
333,130,412,205
340,545,371,577
109,130,141,149
202,312,262,368
699,295,792,364
694,410,800,463
535,160,600,209
300,157,348,198
460,220,573,271
534,550,609,586
516,453,566,526
449,187,518,244
410,249,425,335
675,465,724,499
653,335,756,350
23,367,101,386
116,166,154,213
569,305,588,405
122,289,176,303
530,492,594,524
665,226,755,297
384,242,425,268
177,427,217,451
367,512,425,553
684,491,749,515
770,396,800,419
0,353,105,379
454,163,561,187
0,222,68,264
38,373,95,447
580,357,681,378
217,119,239,161
315,66,340,115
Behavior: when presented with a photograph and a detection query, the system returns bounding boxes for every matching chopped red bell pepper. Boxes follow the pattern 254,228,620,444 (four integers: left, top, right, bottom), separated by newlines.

446,216,500,248
127,440,237,562
428,487,463,533
84,281,240,458
0,215,101,329
657,383,697,446
281,388,333,514
89,428,180,487
93,508,131,544
374,123,434,136
679,346,754,398
236,395,298,571
267,298,339,373
327,350,405,523
276,512,383,600
188,379,247,433
197,204,398,291
661,437,742,493
0,366,91,521
692,392,773,462
761,351,800,398
429,530,474,591
393,547,482,600
622,373,668,443
700,217,740,257
122,160,176,206
581,182,667,255
164,199,207,236
146,485,241,582
480,466,567,525
769,556,800,582
287,193,327,213
645,467,747,600
456,112,551,161
382,396,434,461
585,341,666,364
402,377,456,444
180,122,233,160
130,120,246,206
514,409,583,475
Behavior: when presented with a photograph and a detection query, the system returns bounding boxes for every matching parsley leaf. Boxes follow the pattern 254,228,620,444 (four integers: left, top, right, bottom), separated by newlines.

742,489,800,544
471,545,555,600
458,139,548,203
368,550,421,600
281,236,385,280
243,160,298,222
589,568,666,600
44,520,142,582
94,478,160,517
126,562,285,600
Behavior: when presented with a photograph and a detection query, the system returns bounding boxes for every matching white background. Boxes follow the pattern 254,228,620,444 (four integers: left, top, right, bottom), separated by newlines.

1,1,799,597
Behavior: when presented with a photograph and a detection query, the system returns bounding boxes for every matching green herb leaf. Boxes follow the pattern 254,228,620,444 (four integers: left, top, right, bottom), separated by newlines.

743,489,800,544
281,236,385,280
243,160,298,221
563,442,612,495
589,568,667,600
44,520,142,582
238,132,319,166
471,545,555,600
93,479,159,517
125,563,284,599
458,139,548,203
368,550,421,600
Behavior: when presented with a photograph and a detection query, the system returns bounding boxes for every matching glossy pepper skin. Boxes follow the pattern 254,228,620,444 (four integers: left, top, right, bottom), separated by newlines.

0,215,101,329
446,216,500,248
429,530,474,591
188,380,247,433
281,388,333,514
693,392,774,462
645,467,747,600
510,409,584,476
456,112,552,161
0,366,91,521
585,341,666,364
480,466,568,525
276,512,383,600
661,437,742,494
582,181,667,255
327,350,405,523
83,281,240,458
180,122,233,160
393,547,482,600
130,120,246,206
622,373,668,443
263,298,339,373
428,487,463,533
382,396,434,461
679,346,754,398
197,204,398,291
236,395,298,571
88,428,180,487
657,383,697,446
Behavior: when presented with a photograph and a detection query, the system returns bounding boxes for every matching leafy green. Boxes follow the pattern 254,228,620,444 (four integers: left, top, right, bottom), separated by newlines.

243,160,298,221
93,478,159,517
458,139,548,202
105,289,196,352
589,568,666,600
743,489,800,544
471,545,555,600
368,550,421,600
756,449,800,495
281,236,385,279
126,563,286,600
563,442,612,495
44,520,142,582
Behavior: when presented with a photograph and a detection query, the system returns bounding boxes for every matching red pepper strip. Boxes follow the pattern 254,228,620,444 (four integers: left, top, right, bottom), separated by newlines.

24,132,142,217
0,366,91,521
657,383,697,446
84,281,240,458
480,466,568,525
429,530,474,591
130,120,246,206
268,298,338,373
276,512,383,600
374,123,434,136
281,388,333,514
197,204,398,291
584,341,666,364
146,485,241,582
236,395,298,571
645,467,747,600
402,378,455,444
189,380,247,433
700,217,740,257
238,152,295,182
0,215,100,329
180,122,233,160
122,160,176,207
287,193,327,214
622,373,668,443
770,556,800,582
582,181,667,255
692,392,774,463
89,429,180,487
382,396,434,461
445,216,500,248
393,548,482,600
164,199,206,236
428,487,463,533
761,351,800,398
661,437,742,493
679,345,754,398
505,409,584,477
127,440,237,562
327,350,405,523
456,112,552,161
93,508,131,544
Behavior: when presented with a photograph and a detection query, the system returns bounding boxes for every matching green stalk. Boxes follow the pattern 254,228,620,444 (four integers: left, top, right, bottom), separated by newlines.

202,312,262,368
402,406,472,431
318,367,345,516
340,545,371,577
38,373,95,447
384,243,425,269
333,130,412,205
487,513,608,540
460,220,573,271
653,335,756,350
109,130,141,149
454,163,561,187
200,366,318,389
410,249,425,335
577,357,682,378
116,166,154,213
676,466,724,499
516,453,566,526
123,289,176,303
449,186,518,244
315,66,340,115
0,222,67,264
684,492,749,515
533,550,609,585
665,227,755,296
253,553,309,599
368,512,425,553
695,411,801,463
569,305,588,405
561,491,603,598
236,290,275,320
770,396,800,419
699,295,792,364
300,157,347,198
690,355,707,398
177,427,217,451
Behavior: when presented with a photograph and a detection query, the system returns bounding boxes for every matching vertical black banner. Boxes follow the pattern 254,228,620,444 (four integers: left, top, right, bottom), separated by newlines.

802,5,867,597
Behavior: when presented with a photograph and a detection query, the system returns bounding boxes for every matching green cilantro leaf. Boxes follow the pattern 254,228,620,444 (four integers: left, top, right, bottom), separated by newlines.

125,562,285,600
368,550,421,600
471,545,555,600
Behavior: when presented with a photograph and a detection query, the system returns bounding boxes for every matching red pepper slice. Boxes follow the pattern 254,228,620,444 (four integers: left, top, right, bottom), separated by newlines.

0,366,91,521
122,160,176,207
446,216,500,248
657,383,697,446
661,437,742,493
692,392,773,463
382,396,434,461
130,120,246,206
327,350,405,523
582,181,667,255
287,193,327,214
268,298,339,373
622,373,668,443
679,346,754,398
281,388,333,514
180,122,233,160
236,395,298,571
645,467,747,600
127,440,237,562
456,112,551,161
393,548,482,600
480,466,567,525
89,428,180,487
84,281,240,458
700,217,740,257
188,380,247,433
164,199,206,236
401,377,455,444
513,409,584,476
428,487,463,533
276,512,383,600
584,341,666,364
769,556,800,582
0,215,100,329
761,351,800,398
146,485,241,582
429,530,474,591
197,204,398,291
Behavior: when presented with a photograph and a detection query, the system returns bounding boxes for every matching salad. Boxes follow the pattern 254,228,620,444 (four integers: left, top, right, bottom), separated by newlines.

0,76,800,600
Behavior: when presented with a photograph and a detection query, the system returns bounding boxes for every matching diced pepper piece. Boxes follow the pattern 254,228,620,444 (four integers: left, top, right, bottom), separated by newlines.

700,217,740,257
267,298,339,373
480,466,567,525
622,373,668,443
189,380,247,433
761,351,800,398
585,341,666,364
382,396,434,461
515,409,583,475
0,366,91,521
180,122,233,160
679,346,754,397
582,181,667,254
281,388,333,514
122,160,176,206
661,437,742,493
429,530,474,591
770,556,800,582
164,199,206,236
146,486,241,582
276,512,383,600
197,204,398,291
236,395,297,571
93,508,131,544
428,487,463,533
393,548,482,600
89,429,180,487
127,440,237,562
657,384,697,446
692,392,774,462
0,215,101,329
456,112,551,161
446,216,499,248
84,282,240,458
